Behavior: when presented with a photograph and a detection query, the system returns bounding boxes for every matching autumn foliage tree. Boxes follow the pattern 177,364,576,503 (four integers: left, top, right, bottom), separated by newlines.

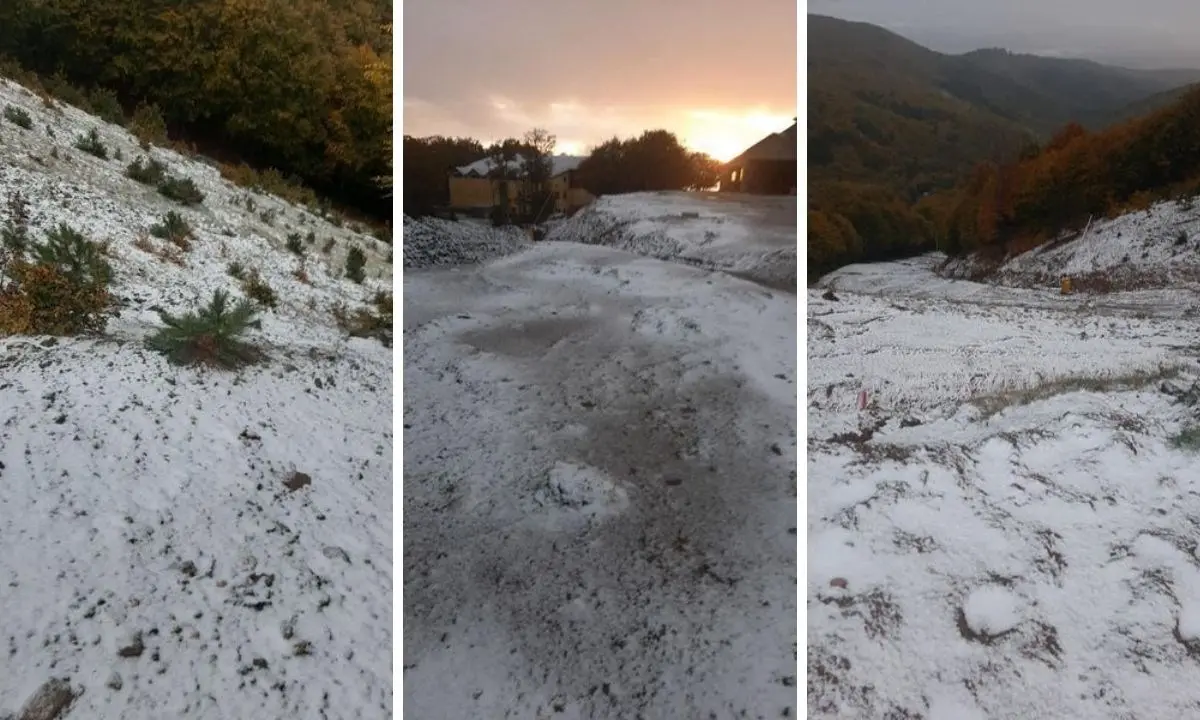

936,85,1200,257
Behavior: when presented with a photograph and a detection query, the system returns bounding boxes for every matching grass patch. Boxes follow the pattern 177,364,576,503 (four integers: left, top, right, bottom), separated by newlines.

3,105,32,129
1170,425,1200,451
227,261,246,280
146,289,264,369
333,291,392,347
74,128,109,159
219,163,318,208
970,366,1184,419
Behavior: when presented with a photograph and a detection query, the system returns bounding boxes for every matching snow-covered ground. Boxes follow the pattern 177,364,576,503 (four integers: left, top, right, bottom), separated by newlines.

404,233,797,712
0,78,392,717
809,255,1200,718
546,191,797,292
402,214,528,269
940,197,1200,293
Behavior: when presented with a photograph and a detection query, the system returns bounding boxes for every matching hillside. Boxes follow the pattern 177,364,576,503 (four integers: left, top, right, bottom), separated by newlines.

806,13,1200,279
0,75,392,718
937,84,1200,260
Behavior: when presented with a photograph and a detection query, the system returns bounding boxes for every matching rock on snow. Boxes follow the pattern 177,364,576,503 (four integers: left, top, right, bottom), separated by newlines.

962,586,1024,638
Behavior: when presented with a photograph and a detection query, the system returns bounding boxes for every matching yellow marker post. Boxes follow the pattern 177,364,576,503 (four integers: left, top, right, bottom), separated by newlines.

1061,276,1072,295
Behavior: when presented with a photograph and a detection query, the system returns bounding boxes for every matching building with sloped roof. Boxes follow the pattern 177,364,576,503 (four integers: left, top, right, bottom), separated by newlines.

720,121,797,195
447,153,593,218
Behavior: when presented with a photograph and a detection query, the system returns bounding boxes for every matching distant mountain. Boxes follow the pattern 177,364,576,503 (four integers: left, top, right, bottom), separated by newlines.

806,13,1200,278
808,14,1200,198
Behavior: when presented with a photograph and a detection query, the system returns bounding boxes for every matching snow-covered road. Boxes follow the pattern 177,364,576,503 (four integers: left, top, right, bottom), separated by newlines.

403,242,798,718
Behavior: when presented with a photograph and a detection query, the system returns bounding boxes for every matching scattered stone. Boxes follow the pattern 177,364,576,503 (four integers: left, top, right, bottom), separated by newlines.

106,672,122,691
664,477,682,487
17,678,77,720
293,640,313,656
283,472,312,492
322,546,350,564
179,561,197,577
829,577,848,589
770,443,784,456
821,289,839,301
117,633,144,658
899,417,923,428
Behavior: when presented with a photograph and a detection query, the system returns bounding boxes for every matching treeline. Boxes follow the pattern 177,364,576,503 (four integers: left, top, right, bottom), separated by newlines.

574,131,720,196
940,86,1200,255
403,128,721,218
808,181,937,280
0,0,392,220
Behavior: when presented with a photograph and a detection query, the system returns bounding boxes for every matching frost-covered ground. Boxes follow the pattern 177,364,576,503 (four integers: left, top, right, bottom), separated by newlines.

404,238,797,714
0,78,392,718
940,196,1200,292
809,256,1200,718
401,214,529,270
546,191,797,292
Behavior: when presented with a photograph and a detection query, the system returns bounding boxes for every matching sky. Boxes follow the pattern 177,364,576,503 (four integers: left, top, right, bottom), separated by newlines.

402,0,797,162
808,0,1200,69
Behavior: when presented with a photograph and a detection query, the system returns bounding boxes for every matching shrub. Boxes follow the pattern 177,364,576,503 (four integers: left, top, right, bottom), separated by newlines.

285,233,304,256
345,246,366,283
227,261,246,279
74,128,109,159
88,87,125,126
149,211,193,250
45,73,91,112
259,208,277,225
145,289,264,369
1,192,31,253
129,103,168,145
321,237,336,254
33,224,113,289
126,157,168,185
0,224,112,336
1178,230,1189,246
293,258,309,284
3,105,32,129
240,269,277,308
305,230,317,246
333,291,392,347
157,176,205,206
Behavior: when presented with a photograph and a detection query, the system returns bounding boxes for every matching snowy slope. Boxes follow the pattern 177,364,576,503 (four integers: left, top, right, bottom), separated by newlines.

0,78,392,718
809,257,1200,718
940,196,1200,292
404,241,797,717
545,191,797,291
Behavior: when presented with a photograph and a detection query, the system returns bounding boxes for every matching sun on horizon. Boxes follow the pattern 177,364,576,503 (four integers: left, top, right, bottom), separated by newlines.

680,109,795,162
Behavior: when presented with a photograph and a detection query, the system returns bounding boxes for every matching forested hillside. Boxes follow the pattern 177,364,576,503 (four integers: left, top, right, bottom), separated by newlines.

940,85,1200,257
0,0,392,221
806,14,1200,278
